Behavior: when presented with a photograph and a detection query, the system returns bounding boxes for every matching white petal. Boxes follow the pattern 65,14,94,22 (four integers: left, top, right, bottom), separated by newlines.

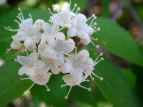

78,49,89,61
17,52,38,66
66,54,75,63
55,39,75,54
20,18,33,32
86,26,94,35
18,66,29,76
50,10,76,28
80,34,91,45
29,69,52,85
50,65,60,74
13,32,26,41
67,27,77,37
38,43,47,55
61,62,73,74
47,36,56,47
44,48,57,60
10,40,23,50
55,55,65,66
32,33,41,43
28,60,52,85
83,58,94,75
51,23,59,33
63,39,75,53
33,19,45,32
24,38,36,51
77,13,87,23
38,43,56,59
56,32,65,40
62,72,83,86
40,33,48,44
50,14,59,24
29,52,39,63
16,56,31,66
20,18,33,28
43,22,51,33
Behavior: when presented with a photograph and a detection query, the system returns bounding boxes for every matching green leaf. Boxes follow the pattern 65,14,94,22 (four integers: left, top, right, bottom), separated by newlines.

94,17,143,66
95,60,139,107
31,75,68,107
102,0,110,16
135,4,143,22
0,6,11,17
120,68,136,87
0,57,32,107
88,46,139,107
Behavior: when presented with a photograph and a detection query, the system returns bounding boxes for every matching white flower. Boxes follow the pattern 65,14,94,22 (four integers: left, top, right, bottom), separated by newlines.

54,38,75,55
8,4,102,99
67,13,94,45
61,49,91,74
62,71,91,99
11,18,41,51
40,31,64,44
40,29,75,55
61,49,103,99
14,18,35,41
16,52,52,91
24,37,37,51
33,19,56,34
33,19,45,32
61,49,103,80
16,52,41,76
62,72,83,87
39,22,64,44
28,64,52,86
50,10,76,28
38,43,64,74
38,34,75,75
39,31,75,75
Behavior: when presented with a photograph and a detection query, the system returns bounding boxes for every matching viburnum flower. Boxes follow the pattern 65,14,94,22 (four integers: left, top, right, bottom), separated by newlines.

62,72,88,99
7,0,103,99
50,10,76,28
61,49,91,74
16,52,52,91
38,43,65,74
6,9,42,51
10,17,41,51
61,49,103,98
67,13,94,45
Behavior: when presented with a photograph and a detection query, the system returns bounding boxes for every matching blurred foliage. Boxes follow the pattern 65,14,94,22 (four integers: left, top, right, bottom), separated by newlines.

0,0,143,107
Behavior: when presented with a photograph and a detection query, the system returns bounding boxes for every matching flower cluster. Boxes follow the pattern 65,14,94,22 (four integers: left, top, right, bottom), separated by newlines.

7,2,103,99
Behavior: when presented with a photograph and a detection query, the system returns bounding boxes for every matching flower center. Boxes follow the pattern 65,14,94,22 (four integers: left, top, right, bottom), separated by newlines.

74,61,81,67
47,58,55,64
35,74,44,81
